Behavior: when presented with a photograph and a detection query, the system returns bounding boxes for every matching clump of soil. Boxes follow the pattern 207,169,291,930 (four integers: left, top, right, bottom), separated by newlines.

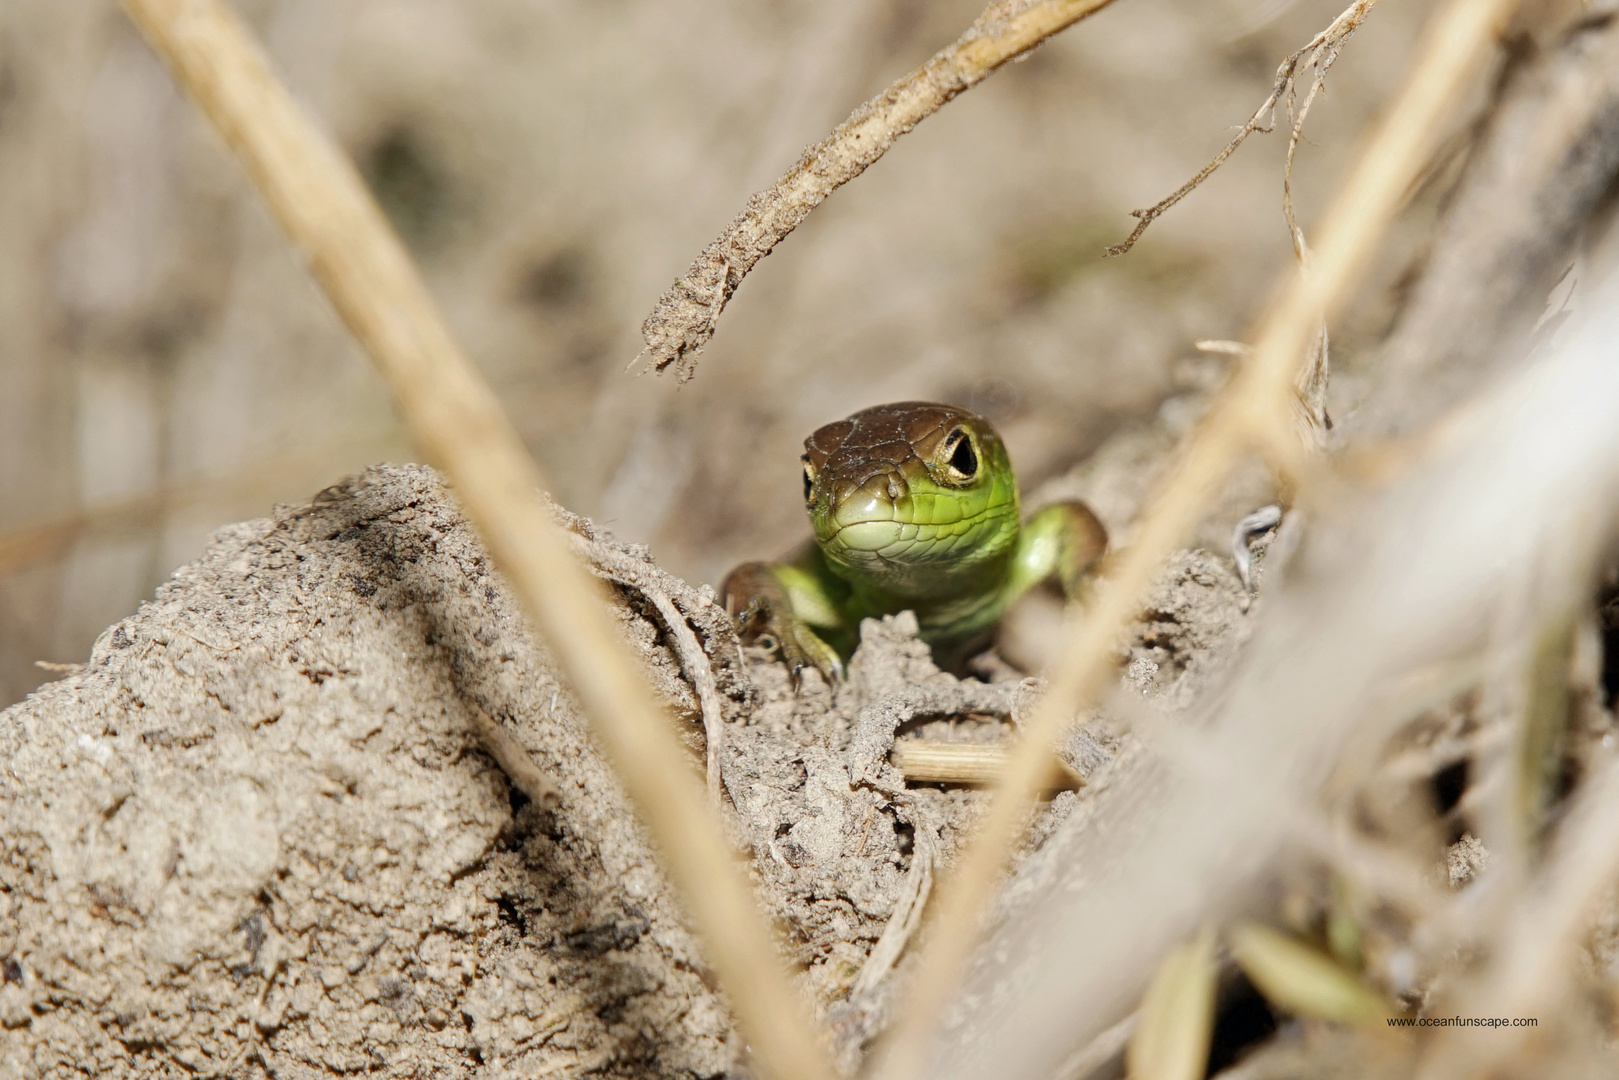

0,463,1250,1078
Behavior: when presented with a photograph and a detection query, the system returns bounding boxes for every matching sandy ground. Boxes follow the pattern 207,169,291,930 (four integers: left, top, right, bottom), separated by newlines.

0,450,1257,1078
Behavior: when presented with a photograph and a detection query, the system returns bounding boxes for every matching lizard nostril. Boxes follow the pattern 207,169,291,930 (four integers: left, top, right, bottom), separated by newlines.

886,477,903,501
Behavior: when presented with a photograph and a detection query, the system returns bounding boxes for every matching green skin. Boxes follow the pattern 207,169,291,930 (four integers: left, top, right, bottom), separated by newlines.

724,401,1108,682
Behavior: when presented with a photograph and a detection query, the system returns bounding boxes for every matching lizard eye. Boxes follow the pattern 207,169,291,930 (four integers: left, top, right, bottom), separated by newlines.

942,429,978,483
802,458,817,505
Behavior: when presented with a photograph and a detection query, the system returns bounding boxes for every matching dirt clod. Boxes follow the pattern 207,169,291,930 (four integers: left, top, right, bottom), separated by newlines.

0,463,1255,1078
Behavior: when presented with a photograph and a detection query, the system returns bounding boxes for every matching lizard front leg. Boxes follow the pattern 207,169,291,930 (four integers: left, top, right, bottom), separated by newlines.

1006,500,1109,603
722,544,852,686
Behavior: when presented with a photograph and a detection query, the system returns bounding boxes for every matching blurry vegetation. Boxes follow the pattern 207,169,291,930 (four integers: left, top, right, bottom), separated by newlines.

997,215,1209,308
516,244,591,312
359,121,460,254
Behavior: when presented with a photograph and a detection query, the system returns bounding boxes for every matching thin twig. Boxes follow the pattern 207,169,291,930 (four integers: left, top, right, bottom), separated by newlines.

867,0,1522,1075
552,516,748,800
468,705,562,807
549,500,748,683
851,829,935,999
1108,0,1380,258
638,0,1122,380
1282,34,1348,258
643,589,728,807
115,5,835,1080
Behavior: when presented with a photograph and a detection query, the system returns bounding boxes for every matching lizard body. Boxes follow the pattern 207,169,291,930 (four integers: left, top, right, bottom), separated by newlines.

723,401,1107,681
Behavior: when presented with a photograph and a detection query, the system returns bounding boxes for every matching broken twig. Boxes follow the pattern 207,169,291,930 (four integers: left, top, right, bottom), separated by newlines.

851,830,935,999
892,741,1084,789
643,589,728,808
638,0,1122,380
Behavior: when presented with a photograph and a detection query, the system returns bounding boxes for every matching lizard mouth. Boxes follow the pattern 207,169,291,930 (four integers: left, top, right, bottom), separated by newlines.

816,479,917,560
822,508,997,566
825,519,906,555
813,456,1015,570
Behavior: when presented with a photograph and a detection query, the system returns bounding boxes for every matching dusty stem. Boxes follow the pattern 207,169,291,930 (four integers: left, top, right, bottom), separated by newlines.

868,0,1522,1075
643,589,728,808
851,830,935,999
554,516,744,807
638,0,1121,381
116,4,835,1080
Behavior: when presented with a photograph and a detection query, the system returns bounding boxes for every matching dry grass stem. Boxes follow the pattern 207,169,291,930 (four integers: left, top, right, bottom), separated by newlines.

892,742,1010,786
868,0,1522,1075
115,3,834,1079
1126,924,1217,1080
638,0,1121,380
891,740,1082,788
1108,0,1380,258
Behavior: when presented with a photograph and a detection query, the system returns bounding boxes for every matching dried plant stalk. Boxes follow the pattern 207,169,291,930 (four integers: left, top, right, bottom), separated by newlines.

893,741,1014,785
891,740,1082,788
638,0,1120,380
115,4,835,1080
868,0,1523,1075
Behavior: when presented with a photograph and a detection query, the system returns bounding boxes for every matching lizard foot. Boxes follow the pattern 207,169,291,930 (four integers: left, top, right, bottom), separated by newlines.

724,563,844,689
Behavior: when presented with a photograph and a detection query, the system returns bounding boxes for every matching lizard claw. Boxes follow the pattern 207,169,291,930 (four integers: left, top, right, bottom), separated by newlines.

783,629,844,690
730,586,842,690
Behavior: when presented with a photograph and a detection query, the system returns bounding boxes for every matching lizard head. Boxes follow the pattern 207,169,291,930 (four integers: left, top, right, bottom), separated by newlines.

801,401,1020,592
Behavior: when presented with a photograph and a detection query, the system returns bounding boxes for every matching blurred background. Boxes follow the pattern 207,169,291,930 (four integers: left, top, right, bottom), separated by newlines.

0,0,1426,708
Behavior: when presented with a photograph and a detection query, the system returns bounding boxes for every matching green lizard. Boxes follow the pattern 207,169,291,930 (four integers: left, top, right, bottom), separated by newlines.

723,401,1108,683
